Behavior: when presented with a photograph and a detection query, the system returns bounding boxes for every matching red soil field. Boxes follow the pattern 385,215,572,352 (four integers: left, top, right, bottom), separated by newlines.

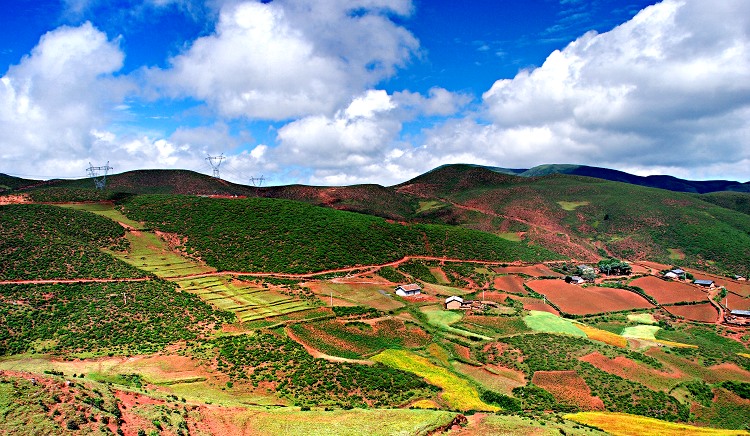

634,261,673,273
580,352,685,390
725,292,750,310
665,303,718,323
527,279,653,315
493,275,527,294
493,264,563,277
531,370,604,411
630,276,707,304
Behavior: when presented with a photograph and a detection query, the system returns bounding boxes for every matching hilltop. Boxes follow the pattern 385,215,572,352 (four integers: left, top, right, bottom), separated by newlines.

4,164,750,276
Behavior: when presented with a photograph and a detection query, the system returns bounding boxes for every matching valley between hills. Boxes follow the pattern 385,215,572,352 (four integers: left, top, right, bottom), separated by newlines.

0,164,749,435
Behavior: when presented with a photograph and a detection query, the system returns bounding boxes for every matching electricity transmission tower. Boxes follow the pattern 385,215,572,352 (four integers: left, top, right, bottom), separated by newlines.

206,154,225,179
250,175,265,187
87,162,113,190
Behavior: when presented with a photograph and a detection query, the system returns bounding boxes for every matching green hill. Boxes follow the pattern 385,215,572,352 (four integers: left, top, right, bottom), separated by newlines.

0,204,146,280
120,195,560,274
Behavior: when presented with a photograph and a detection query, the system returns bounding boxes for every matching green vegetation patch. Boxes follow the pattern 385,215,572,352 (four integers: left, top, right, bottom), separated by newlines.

175,276,316,322
59,202,145,229
372,349,498,411
212,332,436,408
557,201,590,211
228,408,457,436
487,333,687,420
0,281,233,356
0,204,145,280
627,313,657,325
422,307,492,340
622,325,661,340
523,311,586,337
289,318,430,359
121,195,561,274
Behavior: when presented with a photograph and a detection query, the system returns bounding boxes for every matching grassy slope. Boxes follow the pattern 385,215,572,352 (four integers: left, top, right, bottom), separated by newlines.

120,195,560,274
407,167,750,276
0,204,146,280
0,281,233,356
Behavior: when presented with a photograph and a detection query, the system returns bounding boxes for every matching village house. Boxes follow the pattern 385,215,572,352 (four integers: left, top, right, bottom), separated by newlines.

664,269,686,280
395,283,422,297
445,296,464,310
565,275,585,285
694,279,715,288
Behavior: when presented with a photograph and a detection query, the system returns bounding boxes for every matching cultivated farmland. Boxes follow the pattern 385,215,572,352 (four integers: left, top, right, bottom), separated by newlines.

527,279,654,315
630,276,708,304
666,303,719,323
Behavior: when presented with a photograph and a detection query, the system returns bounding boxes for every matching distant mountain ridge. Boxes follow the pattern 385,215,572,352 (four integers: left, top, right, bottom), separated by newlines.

485,164,750,194
2,163,749,195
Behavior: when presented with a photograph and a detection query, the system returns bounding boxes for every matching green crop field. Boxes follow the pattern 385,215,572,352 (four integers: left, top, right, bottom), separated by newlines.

175,276,316,322
59,202,146,229
524,311,586,337
113,231,214,278
372,349,498,412
421,306,493,340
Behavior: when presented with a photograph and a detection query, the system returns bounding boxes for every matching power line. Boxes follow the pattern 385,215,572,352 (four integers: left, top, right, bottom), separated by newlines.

206,154,225,179
86,162,113,190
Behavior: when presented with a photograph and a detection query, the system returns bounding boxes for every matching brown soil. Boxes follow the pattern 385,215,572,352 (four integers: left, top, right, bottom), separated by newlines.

285,326,373,365
532,370,604,411
0,194,31,205
492,275,527,294
665,303,719,323
493,264,563,277
630,276,708,304
527,279,653,315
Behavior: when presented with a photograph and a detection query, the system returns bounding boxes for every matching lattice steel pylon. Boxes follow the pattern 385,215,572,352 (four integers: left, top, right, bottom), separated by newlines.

250,175,265,187
86,162,113,190
206,154,225,179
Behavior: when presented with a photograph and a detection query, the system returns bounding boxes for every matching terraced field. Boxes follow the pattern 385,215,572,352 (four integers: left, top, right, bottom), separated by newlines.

113,231,214,278
174,276,316,322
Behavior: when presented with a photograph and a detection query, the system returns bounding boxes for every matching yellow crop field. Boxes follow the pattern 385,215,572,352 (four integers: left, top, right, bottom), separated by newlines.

576,324,628,348
372,349,498,412
565,412,748,436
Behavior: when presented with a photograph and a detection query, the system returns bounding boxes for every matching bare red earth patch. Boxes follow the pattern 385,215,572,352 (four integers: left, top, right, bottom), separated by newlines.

493,264,563,277
531,370,604,410
493,275,527,294
527,279,653,315
725,293,750,310
665,303,718,323
630,276,707,304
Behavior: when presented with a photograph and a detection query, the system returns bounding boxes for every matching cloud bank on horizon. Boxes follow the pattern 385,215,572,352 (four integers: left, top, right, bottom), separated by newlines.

1,0,749,186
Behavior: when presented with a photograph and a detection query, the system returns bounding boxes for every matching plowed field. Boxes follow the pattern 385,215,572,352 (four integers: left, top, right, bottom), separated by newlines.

629,276,706,304
726,293,750,310
492,275,527,294
531,370,604,410
493,264,562,277
527,280,653,315
665,303,718,323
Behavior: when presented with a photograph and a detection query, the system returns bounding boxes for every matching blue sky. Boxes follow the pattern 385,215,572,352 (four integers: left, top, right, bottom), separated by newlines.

1,0,749,185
